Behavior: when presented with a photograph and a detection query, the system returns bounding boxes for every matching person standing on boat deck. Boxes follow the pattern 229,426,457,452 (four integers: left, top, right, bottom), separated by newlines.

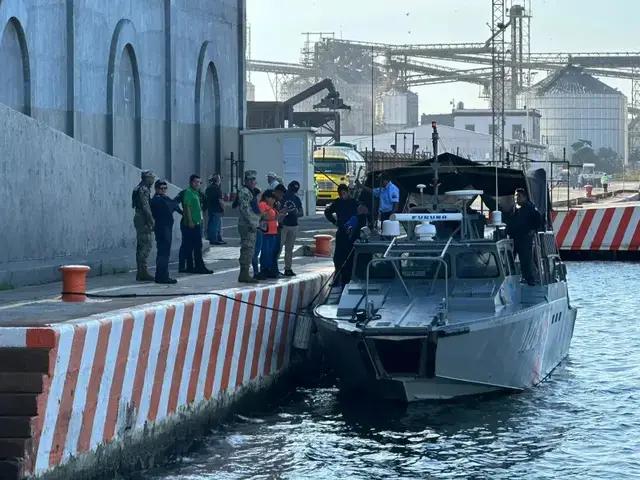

506,188,542,286
324,184,359,286
356,172,400,228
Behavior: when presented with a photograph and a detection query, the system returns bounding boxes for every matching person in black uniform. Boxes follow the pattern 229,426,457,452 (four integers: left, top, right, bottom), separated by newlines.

324,184,359,286
150,180,181,284
506,188,542,286
272,183,287,276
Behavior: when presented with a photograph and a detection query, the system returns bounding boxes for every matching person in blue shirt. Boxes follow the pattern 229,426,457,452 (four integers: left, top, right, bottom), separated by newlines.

279,181,304,276
324,184,358,286
356,172,400,229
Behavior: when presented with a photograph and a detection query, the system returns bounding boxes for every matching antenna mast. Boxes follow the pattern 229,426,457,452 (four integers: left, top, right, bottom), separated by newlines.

432,121,440,212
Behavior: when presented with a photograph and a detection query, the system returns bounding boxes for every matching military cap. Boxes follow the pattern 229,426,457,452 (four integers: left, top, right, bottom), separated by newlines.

267,172,277,178
244,170,257,180
141,170,154,178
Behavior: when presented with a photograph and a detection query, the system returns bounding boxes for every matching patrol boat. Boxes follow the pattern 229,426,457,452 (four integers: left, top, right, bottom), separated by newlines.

312,128,577,403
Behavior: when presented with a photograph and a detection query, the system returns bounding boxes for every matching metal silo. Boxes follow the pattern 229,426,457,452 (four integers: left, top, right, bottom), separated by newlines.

518,65,628,164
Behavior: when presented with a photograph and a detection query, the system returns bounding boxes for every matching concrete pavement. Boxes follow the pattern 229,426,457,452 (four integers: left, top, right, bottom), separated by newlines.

0,214,338,317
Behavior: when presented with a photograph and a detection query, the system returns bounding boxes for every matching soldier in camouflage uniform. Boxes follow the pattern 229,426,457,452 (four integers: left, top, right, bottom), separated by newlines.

237,170,260,283
132,170,156,281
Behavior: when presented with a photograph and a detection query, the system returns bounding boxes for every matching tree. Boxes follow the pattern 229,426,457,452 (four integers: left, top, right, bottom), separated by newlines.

569,139,622,173
596,147,621,173
570,140,598,166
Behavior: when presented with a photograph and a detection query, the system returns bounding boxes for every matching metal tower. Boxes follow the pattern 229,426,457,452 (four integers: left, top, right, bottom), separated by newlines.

508,1,532,107
491,0,507,165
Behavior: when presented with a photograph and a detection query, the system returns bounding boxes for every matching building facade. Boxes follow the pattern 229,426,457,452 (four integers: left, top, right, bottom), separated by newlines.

0,0,246,185
453,108,542,143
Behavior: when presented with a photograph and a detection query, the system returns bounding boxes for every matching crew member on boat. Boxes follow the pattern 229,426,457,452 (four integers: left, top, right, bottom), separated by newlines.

324,184,359,286
356,172,400,228
506,188,542,286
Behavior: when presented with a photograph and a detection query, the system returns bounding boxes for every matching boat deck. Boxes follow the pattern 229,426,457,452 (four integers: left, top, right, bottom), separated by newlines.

315,281,550,330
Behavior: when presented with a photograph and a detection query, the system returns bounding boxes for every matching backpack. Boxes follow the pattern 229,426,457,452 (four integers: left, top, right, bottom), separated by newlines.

232,186,252,209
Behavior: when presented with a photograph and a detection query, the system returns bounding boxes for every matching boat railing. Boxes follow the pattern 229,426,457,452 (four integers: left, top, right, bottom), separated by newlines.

364,255,450,324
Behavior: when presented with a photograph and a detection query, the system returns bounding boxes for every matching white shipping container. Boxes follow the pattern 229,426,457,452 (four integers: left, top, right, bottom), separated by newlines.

241,128,317,214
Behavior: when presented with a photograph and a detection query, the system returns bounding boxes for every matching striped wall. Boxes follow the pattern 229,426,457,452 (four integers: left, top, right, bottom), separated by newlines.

552,206,640,251
0,271,331,479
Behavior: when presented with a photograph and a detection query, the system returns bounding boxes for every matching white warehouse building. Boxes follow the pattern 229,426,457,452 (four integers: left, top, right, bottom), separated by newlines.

453,108,541,144
518,65,628,164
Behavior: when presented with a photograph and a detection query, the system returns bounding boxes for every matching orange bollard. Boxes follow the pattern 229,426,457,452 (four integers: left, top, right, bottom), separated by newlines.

58,265,91,302
314,234,333,257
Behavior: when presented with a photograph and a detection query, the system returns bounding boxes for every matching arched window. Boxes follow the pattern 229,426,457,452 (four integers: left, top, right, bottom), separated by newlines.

0,17,31,115
196,42,222,180
107,21,142,167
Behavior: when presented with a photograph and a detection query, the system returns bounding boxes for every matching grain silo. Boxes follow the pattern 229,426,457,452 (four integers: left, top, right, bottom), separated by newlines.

381,88,420,130
518,65,628,163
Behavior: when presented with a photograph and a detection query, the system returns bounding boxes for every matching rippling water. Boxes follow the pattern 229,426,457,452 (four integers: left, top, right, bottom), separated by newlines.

146,262,640,480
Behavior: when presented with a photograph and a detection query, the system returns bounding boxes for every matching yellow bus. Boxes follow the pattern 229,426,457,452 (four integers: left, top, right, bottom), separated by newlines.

313,144,366,205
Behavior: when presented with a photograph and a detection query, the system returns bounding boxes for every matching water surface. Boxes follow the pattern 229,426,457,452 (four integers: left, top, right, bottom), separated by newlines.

146,262,640,480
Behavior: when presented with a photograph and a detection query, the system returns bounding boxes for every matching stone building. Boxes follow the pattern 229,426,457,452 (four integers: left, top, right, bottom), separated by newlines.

0,0,246,182
0,0,246,285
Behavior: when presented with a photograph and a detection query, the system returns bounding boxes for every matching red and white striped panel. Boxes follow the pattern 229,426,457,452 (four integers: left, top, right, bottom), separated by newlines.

552,206,640,251
21,271,331,477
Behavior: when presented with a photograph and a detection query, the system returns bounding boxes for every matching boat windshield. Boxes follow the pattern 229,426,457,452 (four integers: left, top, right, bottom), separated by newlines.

400,253,451,279
456,251,500,278
354,252,395,280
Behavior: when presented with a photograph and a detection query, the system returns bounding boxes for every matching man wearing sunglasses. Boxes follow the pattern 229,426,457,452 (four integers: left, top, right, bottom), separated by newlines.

150,179,181,284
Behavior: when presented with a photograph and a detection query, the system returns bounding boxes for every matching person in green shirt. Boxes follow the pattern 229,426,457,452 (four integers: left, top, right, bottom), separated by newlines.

181,174,212,274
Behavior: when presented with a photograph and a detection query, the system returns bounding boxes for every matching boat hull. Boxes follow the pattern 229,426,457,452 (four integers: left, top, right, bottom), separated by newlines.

314,302,577,403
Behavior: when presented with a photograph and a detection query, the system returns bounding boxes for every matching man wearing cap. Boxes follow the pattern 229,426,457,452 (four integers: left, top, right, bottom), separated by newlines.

132,170,156,281
280,180,304,276
237,170,261,283
205,173,226,245
267,172,280,190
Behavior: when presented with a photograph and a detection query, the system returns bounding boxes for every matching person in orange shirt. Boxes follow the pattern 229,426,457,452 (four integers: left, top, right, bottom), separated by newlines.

257,189,284,279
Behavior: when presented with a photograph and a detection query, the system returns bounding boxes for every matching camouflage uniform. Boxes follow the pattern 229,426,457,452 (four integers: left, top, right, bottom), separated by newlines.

237,170,261,283
132,170,155,281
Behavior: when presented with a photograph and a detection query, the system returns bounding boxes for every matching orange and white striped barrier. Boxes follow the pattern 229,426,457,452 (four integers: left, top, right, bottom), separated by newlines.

0,270,331,479
552,206,640,251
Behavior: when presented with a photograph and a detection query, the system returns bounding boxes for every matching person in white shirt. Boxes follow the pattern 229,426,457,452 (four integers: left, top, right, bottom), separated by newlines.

267,172,280,190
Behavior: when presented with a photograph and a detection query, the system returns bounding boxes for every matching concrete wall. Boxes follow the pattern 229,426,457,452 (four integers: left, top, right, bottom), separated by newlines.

0,271,330,480
0,0,245,278
552,205,640,251
0,103,181,271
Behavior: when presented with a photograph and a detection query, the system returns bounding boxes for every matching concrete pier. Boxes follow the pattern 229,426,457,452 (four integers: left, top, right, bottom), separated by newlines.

0,262,332,479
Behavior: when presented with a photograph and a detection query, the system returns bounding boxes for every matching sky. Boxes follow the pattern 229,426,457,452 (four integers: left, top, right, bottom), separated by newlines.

246,0,639,114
